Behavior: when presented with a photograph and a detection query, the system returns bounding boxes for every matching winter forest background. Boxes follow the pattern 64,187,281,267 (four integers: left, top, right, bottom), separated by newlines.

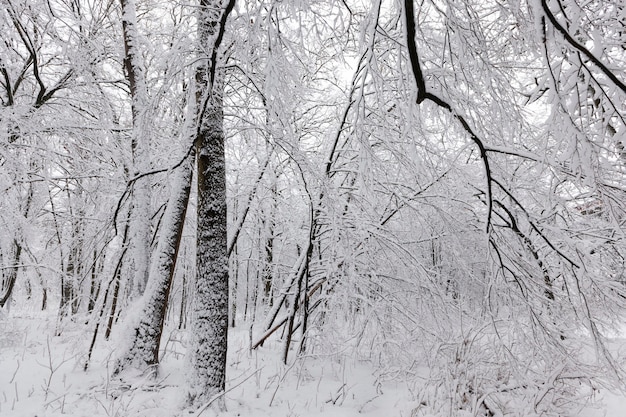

1,0,626,416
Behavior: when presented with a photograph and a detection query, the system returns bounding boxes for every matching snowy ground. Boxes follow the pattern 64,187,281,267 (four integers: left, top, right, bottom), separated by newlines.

1,311,625,417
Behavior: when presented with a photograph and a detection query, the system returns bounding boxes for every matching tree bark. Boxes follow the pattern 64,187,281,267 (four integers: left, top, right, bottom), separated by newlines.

121,0,151,298
187,0,234,407
114,152,194,372
0,241,22,309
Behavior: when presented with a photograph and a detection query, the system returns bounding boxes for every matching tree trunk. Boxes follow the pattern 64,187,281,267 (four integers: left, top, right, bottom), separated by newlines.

230,238,238,328
189,84,228,405
121,0,151,298
0,241,22,309
114,151,194,371
187,0,233,407
88,249,101,313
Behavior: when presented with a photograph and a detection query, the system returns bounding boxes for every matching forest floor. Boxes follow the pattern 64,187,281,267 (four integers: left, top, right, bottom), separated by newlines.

1,310,625,417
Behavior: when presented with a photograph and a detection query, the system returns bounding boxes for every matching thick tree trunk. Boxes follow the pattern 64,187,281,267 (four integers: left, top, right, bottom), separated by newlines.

114,152,194,371
121,0,151,298
187,0,233,406
189,101,228,400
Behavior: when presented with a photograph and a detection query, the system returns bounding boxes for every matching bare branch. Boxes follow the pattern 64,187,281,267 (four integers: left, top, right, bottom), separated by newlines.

541,0,626,94
403,1,493,231
404,0,426,102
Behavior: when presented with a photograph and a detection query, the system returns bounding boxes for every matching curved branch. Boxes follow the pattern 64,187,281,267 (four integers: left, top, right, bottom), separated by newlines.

113,141,196,234
35,69,74,109
6,4,48,105
493,200,555,301
404,0,426,102
1,66,14,106
492,179,580,269
227,150,273,258
403,1,493,231
541,0,626,94
423,92,493,231
209,0,236,87
325,52,368,177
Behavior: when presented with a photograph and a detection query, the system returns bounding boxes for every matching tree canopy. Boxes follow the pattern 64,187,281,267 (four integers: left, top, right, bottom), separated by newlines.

1,0,625,415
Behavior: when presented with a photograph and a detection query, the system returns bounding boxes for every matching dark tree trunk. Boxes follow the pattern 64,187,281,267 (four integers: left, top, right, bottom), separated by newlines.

189,72,229,403
0,241,22,309
187,0,234,406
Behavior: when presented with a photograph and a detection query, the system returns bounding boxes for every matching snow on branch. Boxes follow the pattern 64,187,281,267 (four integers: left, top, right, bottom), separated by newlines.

540,0,626,95
403,0,493,232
